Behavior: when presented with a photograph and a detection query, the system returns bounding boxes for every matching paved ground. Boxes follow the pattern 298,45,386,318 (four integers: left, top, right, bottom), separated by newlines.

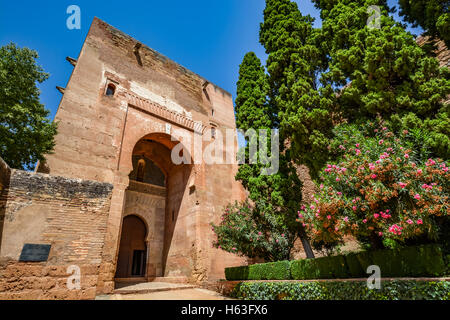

100,288,232,300
96,282,232,300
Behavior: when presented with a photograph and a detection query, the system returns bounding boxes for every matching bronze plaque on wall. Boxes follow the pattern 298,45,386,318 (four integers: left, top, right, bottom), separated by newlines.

19,244,51,262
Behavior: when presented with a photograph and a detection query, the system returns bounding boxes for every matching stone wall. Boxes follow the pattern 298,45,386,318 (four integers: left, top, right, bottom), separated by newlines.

0,168,113,299
0,157,11,253
38,17,246,291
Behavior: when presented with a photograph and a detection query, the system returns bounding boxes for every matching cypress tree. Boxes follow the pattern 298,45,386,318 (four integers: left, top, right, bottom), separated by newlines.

260,0,336,178
398,0,450,48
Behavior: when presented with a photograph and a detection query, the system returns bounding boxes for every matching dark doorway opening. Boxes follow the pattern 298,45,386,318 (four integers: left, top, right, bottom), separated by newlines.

131,250,146,276
115,215,147,278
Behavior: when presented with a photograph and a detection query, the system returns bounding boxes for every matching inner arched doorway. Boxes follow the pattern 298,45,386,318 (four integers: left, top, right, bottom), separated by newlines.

115,215,147,278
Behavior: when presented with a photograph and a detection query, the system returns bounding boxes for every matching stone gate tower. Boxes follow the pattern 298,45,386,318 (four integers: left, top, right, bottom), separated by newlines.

39,18,245,294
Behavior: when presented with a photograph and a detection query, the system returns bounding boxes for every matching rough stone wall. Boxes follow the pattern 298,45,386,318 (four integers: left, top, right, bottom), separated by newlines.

0,169,113,299
0,157,11,252
38,17,246,291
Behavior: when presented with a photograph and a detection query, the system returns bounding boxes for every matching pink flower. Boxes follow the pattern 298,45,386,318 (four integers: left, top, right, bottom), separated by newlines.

371,174,377,179
374,213,380,219
388,224,403,235
336,177,340,182
417,219,423,225
407,219,413,225
414,194,421,200
356,143,360,148
404,154,409,159
378,232,383,236
363,219,367,224
399,182,407,189
258,232,262,236
379,140,384,145
343,217,349,222
352,206,357,211
281,234,285,237
327,215,331,220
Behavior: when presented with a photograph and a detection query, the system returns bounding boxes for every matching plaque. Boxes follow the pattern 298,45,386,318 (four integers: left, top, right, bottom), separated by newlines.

19,244,51,262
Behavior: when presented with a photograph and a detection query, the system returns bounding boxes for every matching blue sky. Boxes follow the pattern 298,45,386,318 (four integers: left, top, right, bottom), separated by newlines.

0,0,421,121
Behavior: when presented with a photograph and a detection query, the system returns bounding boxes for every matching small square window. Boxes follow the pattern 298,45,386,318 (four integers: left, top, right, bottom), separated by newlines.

105,83,116,96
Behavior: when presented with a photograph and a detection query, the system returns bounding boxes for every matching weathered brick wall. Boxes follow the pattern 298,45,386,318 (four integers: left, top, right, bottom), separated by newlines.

0,157,11,254
0,169,113,299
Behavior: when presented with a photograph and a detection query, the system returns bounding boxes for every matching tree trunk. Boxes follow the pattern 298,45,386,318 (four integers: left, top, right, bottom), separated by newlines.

299,226,315,259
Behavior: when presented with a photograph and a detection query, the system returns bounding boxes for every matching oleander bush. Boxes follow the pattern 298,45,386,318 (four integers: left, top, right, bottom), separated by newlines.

231,280,450,300
297,121,449,253
225,244,447,281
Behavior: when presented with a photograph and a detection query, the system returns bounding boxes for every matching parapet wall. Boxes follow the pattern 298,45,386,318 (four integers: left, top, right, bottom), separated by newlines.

0,166,113,299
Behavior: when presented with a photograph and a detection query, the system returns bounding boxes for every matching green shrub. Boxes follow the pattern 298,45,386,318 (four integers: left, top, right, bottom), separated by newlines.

344,252,366,278
225,266,249,281
247,261,291,280
225,244,447,281
290,259,319,280
231,280,450,300
225,261,290,281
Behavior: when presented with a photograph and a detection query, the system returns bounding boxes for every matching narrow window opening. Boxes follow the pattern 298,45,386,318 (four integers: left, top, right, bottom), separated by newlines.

211,127,216,139
136,159,146,182
106,83,116,96
172,210,175,222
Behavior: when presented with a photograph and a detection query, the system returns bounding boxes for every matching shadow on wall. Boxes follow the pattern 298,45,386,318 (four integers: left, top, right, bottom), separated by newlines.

162,163,193,277
0,157,11,252
127,135,194,278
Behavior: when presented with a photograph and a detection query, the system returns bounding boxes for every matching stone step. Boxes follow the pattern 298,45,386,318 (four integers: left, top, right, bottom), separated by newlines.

148,276,190,284
113,282,196,295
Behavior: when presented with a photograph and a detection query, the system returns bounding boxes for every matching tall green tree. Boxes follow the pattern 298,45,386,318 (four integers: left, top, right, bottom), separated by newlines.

313,0,450,160
259,0,336,178
0,43,57,170
213,52,310,261
398,0,450,48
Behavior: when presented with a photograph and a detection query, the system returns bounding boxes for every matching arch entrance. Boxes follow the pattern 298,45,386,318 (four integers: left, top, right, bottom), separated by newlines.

115,132,193,282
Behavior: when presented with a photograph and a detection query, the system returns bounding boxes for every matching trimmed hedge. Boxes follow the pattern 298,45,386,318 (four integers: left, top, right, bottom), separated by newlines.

225,261,290,280
225,244,447,281
231,280,450,300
